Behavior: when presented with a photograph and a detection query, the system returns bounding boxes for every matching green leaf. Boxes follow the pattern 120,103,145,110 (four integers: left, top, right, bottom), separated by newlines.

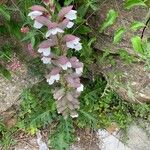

21,32,37,42
64,0,74,6
131,36,143,54
77,5,89,17
124,0,147,9
31,37,35,47
113,27,126,44
50,118,75,150
130,21,145,31
0,5,10,21
75,25,92,35
99,9,118,33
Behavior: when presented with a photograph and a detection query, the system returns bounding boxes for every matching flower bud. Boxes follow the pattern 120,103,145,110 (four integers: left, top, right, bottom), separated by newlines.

21,26,29,33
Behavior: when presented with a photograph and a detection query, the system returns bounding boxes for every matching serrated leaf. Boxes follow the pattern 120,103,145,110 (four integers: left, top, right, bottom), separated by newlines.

21,32,37,42
113,27,126,44
50,118,75,150
0,5,10,21
130,21,145,31
77,5,89,17
124,0,147,9
99,9,118,33
131,36,143,54
75,25,91,35
64,0,74,6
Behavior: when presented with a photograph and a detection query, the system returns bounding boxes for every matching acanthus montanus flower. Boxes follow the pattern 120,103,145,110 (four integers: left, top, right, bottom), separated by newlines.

27,3,84,119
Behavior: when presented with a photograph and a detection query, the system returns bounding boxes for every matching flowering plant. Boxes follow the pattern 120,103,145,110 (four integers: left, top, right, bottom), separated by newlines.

27,0,84,118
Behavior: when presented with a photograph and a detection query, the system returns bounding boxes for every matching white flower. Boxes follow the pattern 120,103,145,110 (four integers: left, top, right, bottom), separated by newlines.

47,74,60,85
66,38,80,48
34,20,43,29
71,114,79,118
66,21,74,28
38,47,51,56
65,10,77,20
77,84,84,92
66,38,82,51
60,62,72,70
74,43,82,51
41,57,51,64
76,67,83,74
28,11,43,20
46,28,64,38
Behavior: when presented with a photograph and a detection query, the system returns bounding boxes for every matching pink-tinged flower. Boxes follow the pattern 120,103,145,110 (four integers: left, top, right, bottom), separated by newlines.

28,11,43,20
38,47,51,56
59,19,74,29
70,57,83,74
64,35,82,51
33,20,44,29
28,5,48,29
47,68,60,85
35,16,51,27
41,57,51,64
66,21,74,28
65,10,77,20
75,67,83,75
58,56,72,70
58,6,73,19
21,26,29,33
46,23,64,38
53,88,65,100
66,76,81,88
39,39,57,49
30,5,47,12
77,84,84,92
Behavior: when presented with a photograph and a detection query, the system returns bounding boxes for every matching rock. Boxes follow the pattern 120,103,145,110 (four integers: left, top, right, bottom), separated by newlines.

88,0,150,103
97,129,131,150
97,58,150,103
0,63,38,113
14,138,38,150
127,124,150,150
97,123,150,150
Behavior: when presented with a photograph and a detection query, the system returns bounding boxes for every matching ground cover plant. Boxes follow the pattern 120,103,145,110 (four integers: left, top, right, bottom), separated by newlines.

0,0,150,149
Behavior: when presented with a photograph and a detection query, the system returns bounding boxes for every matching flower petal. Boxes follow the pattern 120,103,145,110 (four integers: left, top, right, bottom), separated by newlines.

65,10,77,20
66,21,74,28
75,67,83,74
39,39,56,48
35,16,51,27
66,41,75,49
50,68,60,76
38,47,51,56
41,57,51,64
28,11,43,20
33,20,43,29
61,62,72,70
30,5,47,12
58,5,73,19
46,29,52,38
77,84,84,92
74,43,82,51
64,34,78,42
